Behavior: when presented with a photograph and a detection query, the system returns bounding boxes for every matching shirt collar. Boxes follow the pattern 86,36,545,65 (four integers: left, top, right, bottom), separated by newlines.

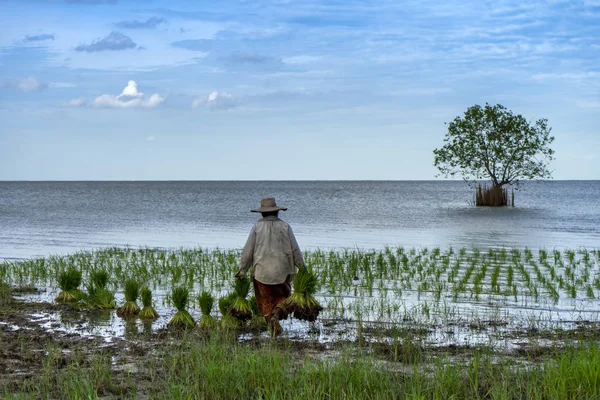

260,216,280,221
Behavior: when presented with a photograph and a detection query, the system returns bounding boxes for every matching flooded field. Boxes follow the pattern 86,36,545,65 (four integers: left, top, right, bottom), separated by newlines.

3,246,600,398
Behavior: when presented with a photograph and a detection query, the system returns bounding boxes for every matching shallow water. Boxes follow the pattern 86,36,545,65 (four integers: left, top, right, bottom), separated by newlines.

1,181,599,260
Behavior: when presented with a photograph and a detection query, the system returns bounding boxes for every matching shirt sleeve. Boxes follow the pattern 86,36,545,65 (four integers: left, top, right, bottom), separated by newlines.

238,226,256,275
288,225,305,268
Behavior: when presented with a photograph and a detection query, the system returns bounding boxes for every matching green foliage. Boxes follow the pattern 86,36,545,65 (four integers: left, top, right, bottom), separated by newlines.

285,267,322,321
234,277,251,298
0,280,11,306
124,280,139,302
139,287,158,320
140,287,152,307
433,103,554,187
292,266,318,295
117,280,140,317
168,287,194,329
171,286,189,311
90,270,109,289
197,291,217,329
55,267,84,303
218,293,235,316
218,293,240,329
86,270,115,309
197,291,214,316
57,267,82,292
231,278,252,321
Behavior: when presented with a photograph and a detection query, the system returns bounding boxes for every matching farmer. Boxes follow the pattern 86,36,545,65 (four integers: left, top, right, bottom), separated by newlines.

235,197,305,336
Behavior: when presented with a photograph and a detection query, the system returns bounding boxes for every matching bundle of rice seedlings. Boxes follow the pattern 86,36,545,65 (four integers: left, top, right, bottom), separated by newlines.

283,267,323,322
138,287,159,320
168,287,195,329
197,291,217,330
248,295,267,331
86,270,115,309
218,293,240,330
116,280,140,317
55,267,84,303
230,277,252,321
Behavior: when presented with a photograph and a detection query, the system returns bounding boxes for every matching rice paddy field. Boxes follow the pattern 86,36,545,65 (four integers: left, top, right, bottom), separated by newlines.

2,246,600,398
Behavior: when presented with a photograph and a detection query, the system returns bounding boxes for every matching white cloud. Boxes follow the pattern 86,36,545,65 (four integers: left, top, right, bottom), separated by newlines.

18,77,45,92
92,80,165,108
192,91,239,110
0,77,47,92
282,55,322,65
65,98,86,107
49,82,77,88
146,136,155,141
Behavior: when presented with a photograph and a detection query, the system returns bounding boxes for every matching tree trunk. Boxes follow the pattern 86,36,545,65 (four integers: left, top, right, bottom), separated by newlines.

474,184,512,207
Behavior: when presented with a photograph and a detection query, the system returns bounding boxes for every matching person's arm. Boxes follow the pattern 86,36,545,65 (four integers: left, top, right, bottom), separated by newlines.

288,225,305,268
236,227,256,277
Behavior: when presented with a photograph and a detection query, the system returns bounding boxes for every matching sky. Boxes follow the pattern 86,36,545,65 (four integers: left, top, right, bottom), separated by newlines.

0,0,598,180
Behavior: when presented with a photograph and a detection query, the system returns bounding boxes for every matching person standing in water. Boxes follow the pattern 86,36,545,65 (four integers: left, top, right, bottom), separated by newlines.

236,197,305,337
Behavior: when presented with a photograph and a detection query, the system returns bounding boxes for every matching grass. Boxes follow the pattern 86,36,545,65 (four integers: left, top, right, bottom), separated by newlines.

4,331,600,399
0,279,11,306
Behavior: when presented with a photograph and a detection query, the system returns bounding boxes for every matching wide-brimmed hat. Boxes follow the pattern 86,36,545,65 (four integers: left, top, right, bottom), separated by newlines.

251,197,288,213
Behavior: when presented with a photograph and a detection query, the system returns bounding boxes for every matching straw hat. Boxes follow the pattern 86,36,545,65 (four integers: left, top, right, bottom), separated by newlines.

251,197,288,213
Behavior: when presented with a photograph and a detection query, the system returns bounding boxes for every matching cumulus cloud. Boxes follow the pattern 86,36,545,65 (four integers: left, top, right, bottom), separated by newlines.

0,77,47,92
92,80,165,108
75,31,138,52
192,91,239,110
116,17,166,29
24,34,55,42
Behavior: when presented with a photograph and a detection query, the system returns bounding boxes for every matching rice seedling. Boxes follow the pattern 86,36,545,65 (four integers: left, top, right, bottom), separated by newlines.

55,267,84,303
219,293,240,330
116,280,140,317
248,295,267,331
85,270,115,309
283,266,323,322
168,286,195,329
139,287,159,320
230,277,252,321
197,291,217,330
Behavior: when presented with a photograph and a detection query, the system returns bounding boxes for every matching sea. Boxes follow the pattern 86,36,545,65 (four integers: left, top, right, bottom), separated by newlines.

1,181,599,260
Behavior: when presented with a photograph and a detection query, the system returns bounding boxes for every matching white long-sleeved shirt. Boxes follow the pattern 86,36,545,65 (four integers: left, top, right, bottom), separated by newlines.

238,216,305,285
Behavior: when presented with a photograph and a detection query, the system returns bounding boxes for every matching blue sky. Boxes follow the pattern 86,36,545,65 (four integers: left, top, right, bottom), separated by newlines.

0,0,598,180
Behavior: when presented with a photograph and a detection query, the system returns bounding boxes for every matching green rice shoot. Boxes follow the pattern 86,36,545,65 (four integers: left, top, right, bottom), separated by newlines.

117,279,140,317
230,277,252,321
197,291,217,330
168,286,195,329
86,270,115,309
55,267,84,303
284,266,322,321
139,287,159,320
218,293,240,330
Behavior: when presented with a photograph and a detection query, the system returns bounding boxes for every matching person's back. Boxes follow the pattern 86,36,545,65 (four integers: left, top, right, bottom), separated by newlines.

236,198,304,336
